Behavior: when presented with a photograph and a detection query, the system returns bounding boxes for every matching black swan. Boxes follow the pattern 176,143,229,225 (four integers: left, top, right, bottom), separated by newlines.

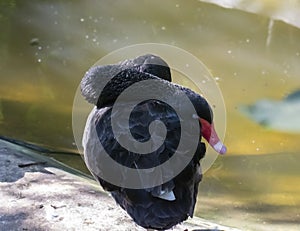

81,54,226,230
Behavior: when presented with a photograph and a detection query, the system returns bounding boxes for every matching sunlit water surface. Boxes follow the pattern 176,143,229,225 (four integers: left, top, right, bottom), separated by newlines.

1,1,300,230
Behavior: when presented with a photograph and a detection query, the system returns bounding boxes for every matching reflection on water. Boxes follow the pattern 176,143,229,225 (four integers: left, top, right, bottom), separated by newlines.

241,89,300,133
199,153,300,230
199,0,300,30
1,0,300,230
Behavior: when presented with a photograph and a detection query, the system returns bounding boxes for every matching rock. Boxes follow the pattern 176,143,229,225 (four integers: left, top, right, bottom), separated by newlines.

0,138,240,231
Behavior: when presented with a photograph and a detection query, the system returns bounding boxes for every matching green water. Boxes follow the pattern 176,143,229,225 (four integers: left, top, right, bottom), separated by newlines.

1,1,300,230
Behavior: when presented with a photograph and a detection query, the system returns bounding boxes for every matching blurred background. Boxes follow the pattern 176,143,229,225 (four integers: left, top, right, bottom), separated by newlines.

1,0,300,230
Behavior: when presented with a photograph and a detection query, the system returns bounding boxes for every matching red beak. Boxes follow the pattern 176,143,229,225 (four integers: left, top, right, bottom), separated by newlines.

199,118,227,154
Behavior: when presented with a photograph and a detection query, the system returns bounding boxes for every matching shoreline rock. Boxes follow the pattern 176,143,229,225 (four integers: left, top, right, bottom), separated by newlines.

0,139,240,231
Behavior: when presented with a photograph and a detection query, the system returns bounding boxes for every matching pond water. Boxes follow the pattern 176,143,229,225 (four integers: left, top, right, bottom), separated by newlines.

1,1,300,230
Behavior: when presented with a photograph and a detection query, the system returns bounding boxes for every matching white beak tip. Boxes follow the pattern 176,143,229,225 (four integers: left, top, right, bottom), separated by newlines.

212,141,227,155
219,145,227,155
